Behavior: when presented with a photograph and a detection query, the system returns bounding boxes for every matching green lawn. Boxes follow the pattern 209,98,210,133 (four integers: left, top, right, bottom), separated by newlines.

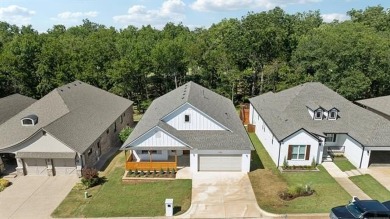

350,174,390,202
333,157,356,172
248,133,351,214
52,152,191,218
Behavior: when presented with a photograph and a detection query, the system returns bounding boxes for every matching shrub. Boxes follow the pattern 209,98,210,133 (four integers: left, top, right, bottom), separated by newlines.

279,183,314,201
311,157,316,168
0,178,10,192
119,126,134,143
282,156,288,169
160,168,164,174
153,169,157,175
139,170,144,176
81,168,101,188
0,178,10,188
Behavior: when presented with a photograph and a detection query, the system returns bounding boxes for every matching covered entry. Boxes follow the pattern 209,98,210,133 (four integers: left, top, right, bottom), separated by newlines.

369,151,390,166
198,155,242,171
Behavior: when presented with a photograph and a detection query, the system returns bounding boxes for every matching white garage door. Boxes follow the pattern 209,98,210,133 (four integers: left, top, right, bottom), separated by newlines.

24,158,47,176
198,155,242,171
53,159,76,175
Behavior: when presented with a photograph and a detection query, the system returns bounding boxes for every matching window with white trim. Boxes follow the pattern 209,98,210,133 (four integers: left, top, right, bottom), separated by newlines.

314,109,323,120
328,110,337,120
325,133,336,142
291,145,307,160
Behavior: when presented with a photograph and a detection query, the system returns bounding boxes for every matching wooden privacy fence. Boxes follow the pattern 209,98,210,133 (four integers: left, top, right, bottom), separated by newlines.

247,124,256,133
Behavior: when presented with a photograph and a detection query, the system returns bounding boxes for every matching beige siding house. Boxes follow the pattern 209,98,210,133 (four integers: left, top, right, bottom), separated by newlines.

0,81,133,176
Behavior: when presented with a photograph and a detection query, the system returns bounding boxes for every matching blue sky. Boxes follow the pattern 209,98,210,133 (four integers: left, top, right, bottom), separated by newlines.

0,0,389,32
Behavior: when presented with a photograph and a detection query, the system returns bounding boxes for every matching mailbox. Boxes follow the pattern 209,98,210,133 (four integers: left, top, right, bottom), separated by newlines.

165,198,173,216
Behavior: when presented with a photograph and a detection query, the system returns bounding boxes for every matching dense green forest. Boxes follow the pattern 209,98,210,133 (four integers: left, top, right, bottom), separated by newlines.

0,6,389,109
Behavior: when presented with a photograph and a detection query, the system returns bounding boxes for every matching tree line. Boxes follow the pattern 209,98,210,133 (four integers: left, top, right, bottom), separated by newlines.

0,6,389,109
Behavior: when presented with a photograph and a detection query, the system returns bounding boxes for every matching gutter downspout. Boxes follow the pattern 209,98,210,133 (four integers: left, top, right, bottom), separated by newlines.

277,141,282,167
359,145,365,168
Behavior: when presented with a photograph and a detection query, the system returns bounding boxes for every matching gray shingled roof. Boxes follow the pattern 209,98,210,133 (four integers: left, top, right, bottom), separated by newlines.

356,96,390,117
249,82,390,147
0,81,133,154
0,94,36,125
122,81,253,151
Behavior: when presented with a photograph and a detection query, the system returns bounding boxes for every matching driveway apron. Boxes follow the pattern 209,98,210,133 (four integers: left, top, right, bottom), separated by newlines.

178,172,264,218
0,175,78,219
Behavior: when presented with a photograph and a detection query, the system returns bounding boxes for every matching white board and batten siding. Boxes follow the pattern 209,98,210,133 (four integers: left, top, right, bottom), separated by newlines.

280,130,320,166
250,104,280,166
132,127,186,147
130,127,187,162
190,150,251,172
163,103,225,130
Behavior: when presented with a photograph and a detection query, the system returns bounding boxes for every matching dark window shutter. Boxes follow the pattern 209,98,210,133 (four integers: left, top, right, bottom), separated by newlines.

287,145,292,160
333,134,337,142
305,145,311,160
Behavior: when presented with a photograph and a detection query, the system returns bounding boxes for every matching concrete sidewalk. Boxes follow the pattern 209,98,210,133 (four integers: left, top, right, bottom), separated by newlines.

322,162,370,199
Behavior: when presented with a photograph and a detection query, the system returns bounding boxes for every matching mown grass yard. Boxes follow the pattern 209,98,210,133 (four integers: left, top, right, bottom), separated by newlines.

248,133,351,213
52,152,191,218
350,174,390,202
333,157,356,172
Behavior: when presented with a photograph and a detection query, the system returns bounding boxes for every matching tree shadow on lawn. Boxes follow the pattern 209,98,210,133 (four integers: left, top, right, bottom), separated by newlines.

250,150,264,171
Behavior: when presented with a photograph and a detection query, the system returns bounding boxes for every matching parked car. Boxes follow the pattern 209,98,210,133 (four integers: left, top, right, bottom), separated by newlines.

330,197,390,218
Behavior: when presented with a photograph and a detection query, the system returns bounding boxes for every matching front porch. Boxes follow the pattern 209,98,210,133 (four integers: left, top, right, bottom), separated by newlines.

125,150,190,171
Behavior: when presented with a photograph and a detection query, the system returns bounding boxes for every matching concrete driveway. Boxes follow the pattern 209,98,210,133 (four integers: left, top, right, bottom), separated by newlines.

178,172,265,218
0,175,78,219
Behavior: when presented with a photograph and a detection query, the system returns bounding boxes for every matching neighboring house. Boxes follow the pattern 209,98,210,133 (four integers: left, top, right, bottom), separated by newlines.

249,82,390,169
0,94,36,125
0,81,133,176
121,81,253,173
355,96,390,120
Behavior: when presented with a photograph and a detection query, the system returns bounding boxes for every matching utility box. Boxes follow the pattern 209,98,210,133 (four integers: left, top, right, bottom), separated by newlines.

165,198,173,216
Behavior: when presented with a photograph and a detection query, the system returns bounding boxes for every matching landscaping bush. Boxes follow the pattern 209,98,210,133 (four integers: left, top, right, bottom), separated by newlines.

81,168,103,188
279,183,314,201
0,178,10,192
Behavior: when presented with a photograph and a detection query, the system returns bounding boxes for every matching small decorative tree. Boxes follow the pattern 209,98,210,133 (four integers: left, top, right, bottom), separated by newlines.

311,157,316,169
81,167,101,188
282,156,289,169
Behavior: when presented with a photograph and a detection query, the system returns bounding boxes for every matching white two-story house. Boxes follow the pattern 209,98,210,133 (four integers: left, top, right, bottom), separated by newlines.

121,81,253,173
249,82,390,169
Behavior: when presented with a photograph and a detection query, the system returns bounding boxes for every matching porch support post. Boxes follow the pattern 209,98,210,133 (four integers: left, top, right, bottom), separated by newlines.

175,150,177,163
149,150,152,163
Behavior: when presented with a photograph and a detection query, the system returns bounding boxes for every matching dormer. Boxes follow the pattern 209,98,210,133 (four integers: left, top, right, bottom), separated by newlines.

313,108,324,120
327,108,339,120
21,114,38,126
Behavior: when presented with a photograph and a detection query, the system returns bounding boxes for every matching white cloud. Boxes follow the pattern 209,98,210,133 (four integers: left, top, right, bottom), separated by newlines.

190,0,321,12
321,13,349,22
0,5,35,26
53,11,98,23
113,0,186,27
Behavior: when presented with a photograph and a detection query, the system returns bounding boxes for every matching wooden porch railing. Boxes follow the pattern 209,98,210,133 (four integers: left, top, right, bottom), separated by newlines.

124,150,177,171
